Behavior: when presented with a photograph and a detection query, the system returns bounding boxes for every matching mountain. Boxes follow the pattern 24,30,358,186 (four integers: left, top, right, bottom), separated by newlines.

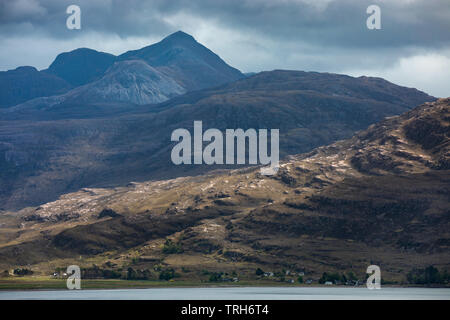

0,98,448,282
118,31,244,91
3,31,244,108
0,70,434,210
224,70,433,107
0,66,72,108
44,48,117,86
65,60,187,105
14,60,186,107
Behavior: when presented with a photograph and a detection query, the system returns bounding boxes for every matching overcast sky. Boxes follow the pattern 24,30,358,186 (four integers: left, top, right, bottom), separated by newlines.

1,0,449,97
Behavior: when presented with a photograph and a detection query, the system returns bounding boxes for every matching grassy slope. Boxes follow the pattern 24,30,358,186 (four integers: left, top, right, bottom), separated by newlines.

0,99,448,287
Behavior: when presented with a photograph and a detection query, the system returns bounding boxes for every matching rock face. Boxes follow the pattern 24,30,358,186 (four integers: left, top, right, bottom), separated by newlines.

0,66,72,108
72,60,187,105
31,60,187,106
0,99,448,281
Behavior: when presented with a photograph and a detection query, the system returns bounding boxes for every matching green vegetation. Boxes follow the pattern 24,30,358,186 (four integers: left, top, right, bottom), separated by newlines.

208,272,224,282
0,275,327,291
201,270,238,283
346,271,357,282
159,268,176,281
407,266,449,285
13,268,33,276
162,239,183,254
319,272,353,284
82,265,122,279
0,276,222,290
181,267,190,273
126,267,152,280
273,271,285,282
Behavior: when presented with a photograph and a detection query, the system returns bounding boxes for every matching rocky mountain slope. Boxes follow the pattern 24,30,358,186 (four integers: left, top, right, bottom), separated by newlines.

118,31,244,91
0,70,434,210
0,98,448,282
15,60,187,107
67,60,187,105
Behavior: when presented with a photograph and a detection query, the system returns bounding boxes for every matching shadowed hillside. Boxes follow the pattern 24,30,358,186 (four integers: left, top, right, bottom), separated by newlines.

0,67,72,108
0,70,434,210
0,98,448,283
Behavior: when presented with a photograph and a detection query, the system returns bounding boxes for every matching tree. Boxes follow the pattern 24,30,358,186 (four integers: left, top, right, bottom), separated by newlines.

13,268,33,276
162,239,183,254
347,271,357,281
159,268,175,281
127,267,138,280
209,272,223,282
424,266,441,284
255,268,264,276
407,265,447,285
319,272,341,284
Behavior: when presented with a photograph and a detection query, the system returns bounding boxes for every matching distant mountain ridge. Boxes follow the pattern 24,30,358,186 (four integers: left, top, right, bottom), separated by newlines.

0,66,72,108
44,48,117,86
0,31,244,108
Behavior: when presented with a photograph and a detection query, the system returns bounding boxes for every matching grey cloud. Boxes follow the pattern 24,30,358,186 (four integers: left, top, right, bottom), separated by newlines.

0,0,449,96
0,0,47,23
147,0,450,49
1,0,449,47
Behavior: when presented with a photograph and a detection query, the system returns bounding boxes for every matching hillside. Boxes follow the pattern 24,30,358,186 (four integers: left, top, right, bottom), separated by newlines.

0,66,72,108
0,70,434,210
0,98,448,283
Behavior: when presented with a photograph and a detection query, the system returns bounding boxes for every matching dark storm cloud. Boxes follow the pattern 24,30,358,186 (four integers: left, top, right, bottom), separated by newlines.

156,0,450,49
1,0,449,47
0,0,449,96
0,0,174,38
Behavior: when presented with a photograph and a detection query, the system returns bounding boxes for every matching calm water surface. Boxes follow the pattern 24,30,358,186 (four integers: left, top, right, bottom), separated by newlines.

0,287,449,300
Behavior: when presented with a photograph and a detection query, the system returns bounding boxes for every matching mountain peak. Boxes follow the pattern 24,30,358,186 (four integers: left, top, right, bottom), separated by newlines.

163,30,196,43
118,31,243,91
46,48,116,86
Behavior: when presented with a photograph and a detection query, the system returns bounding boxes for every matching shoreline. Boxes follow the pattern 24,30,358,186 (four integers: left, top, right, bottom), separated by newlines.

1,277,448,291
